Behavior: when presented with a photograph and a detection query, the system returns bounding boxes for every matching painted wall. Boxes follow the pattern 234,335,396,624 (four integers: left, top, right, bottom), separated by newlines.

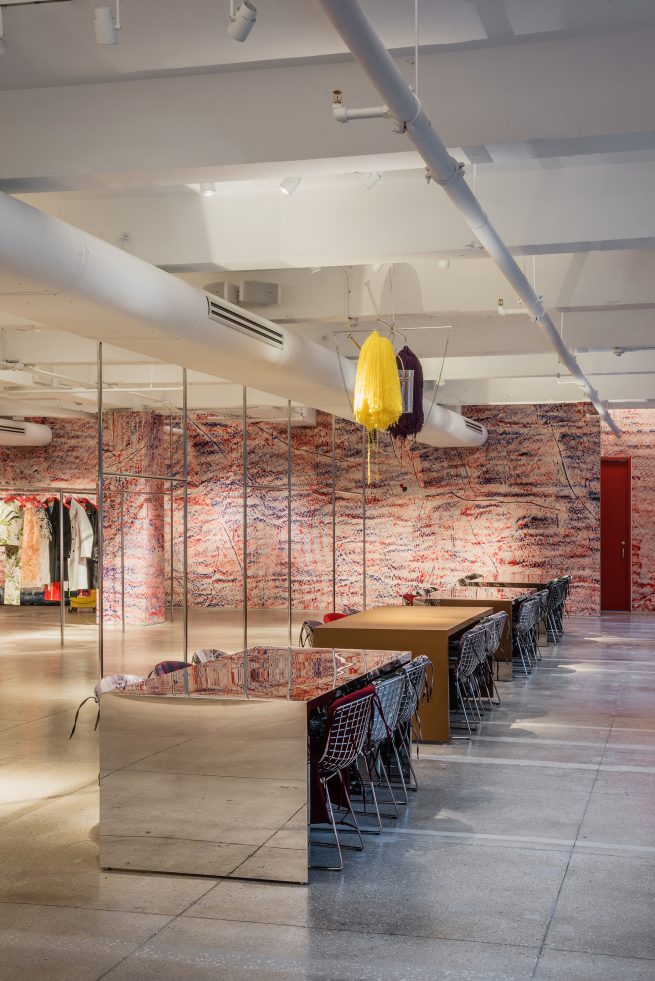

0,402,604,618
601,409,655,611
178,403,601,615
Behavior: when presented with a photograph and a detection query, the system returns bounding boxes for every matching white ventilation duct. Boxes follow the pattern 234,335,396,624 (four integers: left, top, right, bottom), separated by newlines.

0,192,486,449
317,0,620,437
0,418,52,446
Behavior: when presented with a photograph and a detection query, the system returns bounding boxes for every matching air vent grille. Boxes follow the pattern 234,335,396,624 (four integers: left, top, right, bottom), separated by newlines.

464,419,485,434
206,297,285,350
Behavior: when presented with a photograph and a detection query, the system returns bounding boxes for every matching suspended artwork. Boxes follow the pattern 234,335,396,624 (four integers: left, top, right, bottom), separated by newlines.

389,345,424,441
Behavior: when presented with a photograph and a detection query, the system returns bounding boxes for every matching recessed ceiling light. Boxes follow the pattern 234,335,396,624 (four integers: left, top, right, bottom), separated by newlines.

200,182,216,197
280,177,302,196
437,259,450,270
359,172,382,190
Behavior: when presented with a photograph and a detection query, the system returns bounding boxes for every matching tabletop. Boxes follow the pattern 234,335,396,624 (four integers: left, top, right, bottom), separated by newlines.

120,646,410,703
316,605,493,634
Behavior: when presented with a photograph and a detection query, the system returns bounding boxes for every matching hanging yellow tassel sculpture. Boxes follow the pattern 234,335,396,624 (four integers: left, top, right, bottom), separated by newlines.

353,330,403,481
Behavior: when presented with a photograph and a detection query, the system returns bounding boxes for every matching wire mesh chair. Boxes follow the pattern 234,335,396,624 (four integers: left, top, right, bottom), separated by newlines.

478,611,508,706
393,656,430,790
311,686,375,871
365,674,408,814
546,578,569,640
532,589,550,658
299,620,321,647
450,625,488,736
513,597,540,673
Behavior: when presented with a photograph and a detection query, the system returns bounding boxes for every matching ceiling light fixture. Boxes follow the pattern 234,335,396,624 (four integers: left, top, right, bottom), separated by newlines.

0,8,6,55
359,171,382,190
280,176,302,196
199,182,216,197
227,0,257,42
94,1,120,45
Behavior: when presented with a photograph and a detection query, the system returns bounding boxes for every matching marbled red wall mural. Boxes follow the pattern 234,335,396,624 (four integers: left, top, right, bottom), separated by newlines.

175,404,601,615
0,413,165,624
1,403,610,617
601,409,655,611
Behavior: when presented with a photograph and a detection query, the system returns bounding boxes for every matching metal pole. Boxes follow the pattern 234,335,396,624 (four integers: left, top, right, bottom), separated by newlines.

242,386,248,653
59,488,65,646
182,367,188,663
120,491,125,632
331,414,337,614
287,399,292,648
97,341,104,676
362,428,367,610
169,415,173,622
169,479,174,623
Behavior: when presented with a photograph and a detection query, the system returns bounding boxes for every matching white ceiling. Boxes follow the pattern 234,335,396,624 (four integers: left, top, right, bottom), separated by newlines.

2,0,655,89
0,0,654,419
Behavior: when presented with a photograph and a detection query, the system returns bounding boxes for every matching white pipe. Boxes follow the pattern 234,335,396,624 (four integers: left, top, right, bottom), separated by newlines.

333,104,390,123
0,191,485,449
317,0,620,437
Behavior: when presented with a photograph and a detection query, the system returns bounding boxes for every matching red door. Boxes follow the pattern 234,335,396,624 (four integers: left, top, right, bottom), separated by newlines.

600,458,631,611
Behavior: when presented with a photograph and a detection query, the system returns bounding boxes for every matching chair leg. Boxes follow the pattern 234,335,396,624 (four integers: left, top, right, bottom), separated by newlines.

310,776,344,871
338,770,365,850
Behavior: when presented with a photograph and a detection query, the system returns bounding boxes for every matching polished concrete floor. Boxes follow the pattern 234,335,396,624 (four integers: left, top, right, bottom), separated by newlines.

1,607,655,980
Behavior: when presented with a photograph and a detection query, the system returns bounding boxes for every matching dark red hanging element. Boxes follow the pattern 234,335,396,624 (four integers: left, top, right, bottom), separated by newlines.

389,346,424,440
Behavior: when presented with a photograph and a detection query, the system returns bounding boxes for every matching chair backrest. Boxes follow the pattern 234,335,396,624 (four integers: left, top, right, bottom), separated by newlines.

516,597,540,632
457,625,488,678
299,621,321,647
319,686,375,774
546,581,566,613
323,612,348,623
192,649,227,664
533,589,549,619
396,656,430,724
370,674,405,745
342,606,361,616
482,611,509,657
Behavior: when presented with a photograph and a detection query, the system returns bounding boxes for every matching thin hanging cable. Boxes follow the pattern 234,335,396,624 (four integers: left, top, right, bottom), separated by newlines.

423,335,449,427
389,263,396,328
414,0,419,95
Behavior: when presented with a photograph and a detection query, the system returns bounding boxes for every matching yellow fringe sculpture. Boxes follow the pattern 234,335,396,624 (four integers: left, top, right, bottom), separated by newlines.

353,330,403,481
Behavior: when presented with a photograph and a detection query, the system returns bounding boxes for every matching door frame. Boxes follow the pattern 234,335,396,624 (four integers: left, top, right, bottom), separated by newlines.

600,456,632,612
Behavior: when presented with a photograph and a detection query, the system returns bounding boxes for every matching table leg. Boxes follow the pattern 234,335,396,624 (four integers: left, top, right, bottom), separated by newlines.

416,635,451,743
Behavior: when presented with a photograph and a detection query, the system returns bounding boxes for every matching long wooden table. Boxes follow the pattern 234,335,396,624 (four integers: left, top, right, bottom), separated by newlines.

411,587,538,680
313,605,492,743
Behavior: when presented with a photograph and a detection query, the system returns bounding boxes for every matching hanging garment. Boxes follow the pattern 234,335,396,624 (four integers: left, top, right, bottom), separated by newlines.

0,501,24,605
45,499,71,584
68,498,94,591
4,546,21,605
82,499,99,588
20,504,51,588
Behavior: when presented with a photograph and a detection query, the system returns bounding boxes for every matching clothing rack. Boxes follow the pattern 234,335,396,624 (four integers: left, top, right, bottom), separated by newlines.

0,486,98,646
